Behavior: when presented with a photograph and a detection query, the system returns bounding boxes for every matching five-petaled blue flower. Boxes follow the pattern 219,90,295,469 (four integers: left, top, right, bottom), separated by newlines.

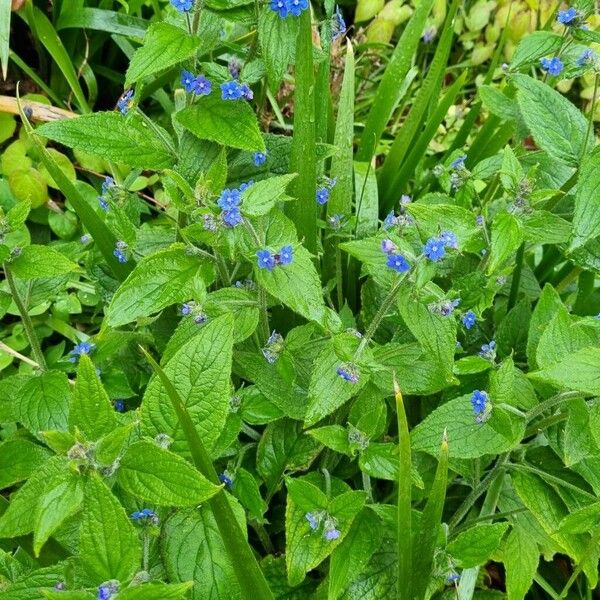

440,231,458,249
221,80,243,100
181,69,196,93
254,151,267,167
116,89,134,115
278,245,293,265
386,254,410,273
332,5,346,40
239,180,254,192
324,527,341,541
337,363,359,384
194,75,212,95
540,57,564,76
462,310,476,330
69,341,96,363
316,187,330,205
557,7,577,25
479,340,496,361
114,399,126,412
577,48,595,67
270,0,290,17
450,155,467,170
222,207,242,227
257,249,276,271
218,188,241,210
471,390,489,415
171,0,194,11
288,0,308,16
423,238,446,262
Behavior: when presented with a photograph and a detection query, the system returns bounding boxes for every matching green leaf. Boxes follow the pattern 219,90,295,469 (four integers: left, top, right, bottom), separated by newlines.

105,245,205,328
175,94,265,152
0,439,51,490
80,473,141,585
569,147,600,252
162,506,244,600
447,522,509,568
70,355,117,440
37,113,175,171
254,245,326,324
0,0,10,80
16,371,70,434
115,584,193,600
527,283,562,369
117,440,220,507
513,73,592,166
33,471,84,555
9,245,79,279
564,398,600,466
558,502,600,534
241,174,297,216
503,526,539,600
56,7,148,38
411,394,525,459
510,31,564,70
529,347,600,395
232,468,268,524
141,315,234,455
126,22,200,85
488,212,523,275
306,425,351,456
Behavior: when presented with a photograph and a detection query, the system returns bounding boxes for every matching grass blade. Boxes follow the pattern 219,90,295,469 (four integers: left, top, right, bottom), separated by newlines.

356,0,435,162
0,0,10,80
378,0,460,212
287,9,317,254
56,7,148,39
139,347,275,600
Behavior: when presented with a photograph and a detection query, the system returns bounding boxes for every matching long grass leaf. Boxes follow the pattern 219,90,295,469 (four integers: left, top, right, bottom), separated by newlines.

0,0,10,80
356,0,435,162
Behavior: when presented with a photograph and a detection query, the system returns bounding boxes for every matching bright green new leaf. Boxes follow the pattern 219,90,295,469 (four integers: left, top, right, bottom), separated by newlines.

9,245,79,279
241,173,297,216
447,522,509,568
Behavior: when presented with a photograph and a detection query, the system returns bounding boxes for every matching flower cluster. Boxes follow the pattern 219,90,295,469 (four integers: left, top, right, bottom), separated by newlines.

180,69,212,96
423,231,458,262
270,0,308,18
171,0,194,11
116,89,134,115
218,187,243,227
429,298,460,317
315,177,337,205
337,362,359,384
256,245,293,272
180,301,208,325
383,196,412,230
130,508,158,525
305,511,341,540
380,238,411,273
262,330,284,364
540,56,564,77
98,176,115,211
69,341,95,363
113,240,128,263
471,390,492,423
220,80,253,101
479,340,496,362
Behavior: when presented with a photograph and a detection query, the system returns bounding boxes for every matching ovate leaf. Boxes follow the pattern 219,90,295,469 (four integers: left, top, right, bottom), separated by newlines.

503,526,539,600
0,439,51,490
9,245,79,279
569,147,600,252
488,212,523,275
447,522,509,568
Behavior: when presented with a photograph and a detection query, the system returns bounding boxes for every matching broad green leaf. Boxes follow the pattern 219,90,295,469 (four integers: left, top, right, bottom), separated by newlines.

70,355,116,440
529,347,600,395
1,565,71,600
306,425,351,456
527,283,562,369
142,315,234,455
513,73,592,166
254,245,326,324
0,439,51,490
503,526,539,600
411,394,525,459
479,85,519,122
558,502,600,534
241,174,297,216
9,245,79,279
564,398,599,466
175,94,265,152
80,474,141,585
447,523,509,568
232,468,268,524
117,440,220,506
286,477,328,512
569,147,600,252
115,583,194,600
38,113,175,171
126,22,200,84
105,245,205,328
56,7,148,38
33,471,83,555
16,371,70,434
510,31,564,70
162,506,245,600
522,210,571,245
487,212,523,275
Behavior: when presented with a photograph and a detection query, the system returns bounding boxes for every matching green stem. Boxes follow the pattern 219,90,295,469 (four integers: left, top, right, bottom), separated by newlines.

526,390,582,421
335,245,344,310
559,526,600,598
4,264,47,371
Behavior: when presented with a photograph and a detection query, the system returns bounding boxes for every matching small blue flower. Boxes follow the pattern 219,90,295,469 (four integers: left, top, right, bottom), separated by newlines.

239,180,254,192
386,254,410,273
328,214,344,229
423,238,446,262
577,48,595,67
98,196,109,211
131,508,156,521
325,528,341,541
101,176,115,195
114,399,126,412
171,0,194,11
471,390,489,416
218,188,241,210
193,75,212,96
262,330,284,364
440,299,460,316
116,89,134,115
447,572,460,584
113,240,128,264
254,151,267,167
80,234,91,245
337,363,359,384
422,27,437,43
257,249,276,272
462,310,476,330
332,5,346,40
316,187,330,205
305,512,319,530
222,207,242,228
181,69,196,93
381,239,397,254
540,57,564,76
557,7,577,25
479,340,496,361
270,0,290,18
221,80,243,100
239,83,253,100
440,231,458,250
69,341,96,363
219,472,233,488
288,0,308,16
203,214,217,231
181,302,194,316
228,58,241,79
450,155,467,170
278,245,293,266
476,215,484,226
383,211,397,230
194,313,208,325
97,586,112,600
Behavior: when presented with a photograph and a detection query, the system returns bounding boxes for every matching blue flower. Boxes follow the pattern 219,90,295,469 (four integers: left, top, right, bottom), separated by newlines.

278,245,293,265
337,363,359,384
332,6,346,40
381,239,397,254
222,207,242,227
80,234,91,244
193,75,212,95
447,572,460,584
423,238,446,262
471,390,489,415
181,69,196,93
181,302,194,316
288,0,308,16
305,512,319,530
383,211,397,229
316,187,330,205
257,249,276,271
450,155,467,170
239,180,254,192
114,399,126,412
577,48,595,67
328,214,344,229
69,341,96,363
440,230,458,249
270,0,290,17
171,0,194,11
254,151,267,166
113,240,128,263
479,340,496,361
97,586,112,600
219,472,233,487
386,254,410,273
324,527,341,541
194,313,208,325
101,176,115,195
476,215,484,226
540,57,564,76
131,508,156,521
218,188,241,209
462,310,476,330
262,330,284,364
239,83,253,100
116,89,134,115
422,27,437,43
221,80,243,100
438,299,460,316
557,7,577,25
